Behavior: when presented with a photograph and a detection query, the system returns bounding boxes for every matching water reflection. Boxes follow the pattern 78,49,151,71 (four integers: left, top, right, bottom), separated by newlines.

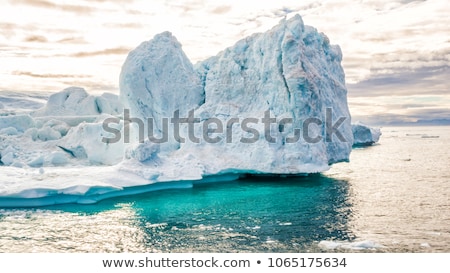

0,204,147,252
130,175,354,252
0,174,354,252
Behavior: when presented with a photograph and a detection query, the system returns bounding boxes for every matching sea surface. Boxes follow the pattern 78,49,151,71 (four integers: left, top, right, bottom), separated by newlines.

0,126,448,252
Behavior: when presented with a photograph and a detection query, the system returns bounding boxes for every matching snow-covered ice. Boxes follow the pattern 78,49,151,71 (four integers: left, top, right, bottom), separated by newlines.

0,14,357,207
33,87,122,117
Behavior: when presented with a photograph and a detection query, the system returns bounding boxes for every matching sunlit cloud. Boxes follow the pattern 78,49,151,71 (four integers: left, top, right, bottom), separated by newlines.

70,47,131,58
12,71,92,79
11,0,94,14
24,35,48,43
56,36,88,44
0,22,20,39
102,22,144,29
210,5,232,15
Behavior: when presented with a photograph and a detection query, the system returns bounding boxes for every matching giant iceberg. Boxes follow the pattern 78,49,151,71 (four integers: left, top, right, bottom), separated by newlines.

0,14,354,207
120,14,352,175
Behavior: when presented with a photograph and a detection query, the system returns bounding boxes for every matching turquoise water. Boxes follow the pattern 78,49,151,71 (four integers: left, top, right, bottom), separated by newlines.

0,126,449,252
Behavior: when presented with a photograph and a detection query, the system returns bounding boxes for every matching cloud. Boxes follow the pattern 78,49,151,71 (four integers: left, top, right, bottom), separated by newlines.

102,22,144,29
56,36,87,44
84,0,130,2
353,111,450,126
349,94,450,125
11,0,94,14
407,108,450,120
70,47,131,57
366,49,450,76
296,0,450,86
0,23,17,39
210,5,232,15
0,22,17,30
1,0,449,125
12,71,91,79
166,0,206,15
401,103,437,109
348,66,450,97
272,7,296,17
24,35,48,43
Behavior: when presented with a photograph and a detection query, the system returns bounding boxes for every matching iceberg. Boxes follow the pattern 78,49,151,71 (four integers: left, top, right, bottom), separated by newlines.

120,14,353,175
352,122,381,146
0,14,354,207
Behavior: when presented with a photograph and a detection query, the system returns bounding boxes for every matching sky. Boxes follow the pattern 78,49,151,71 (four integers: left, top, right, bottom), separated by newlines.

0,0,449,125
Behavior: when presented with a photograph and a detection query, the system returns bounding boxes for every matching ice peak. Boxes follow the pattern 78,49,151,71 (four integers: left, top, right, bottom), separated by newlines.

151,31,180,46
283,14,305,37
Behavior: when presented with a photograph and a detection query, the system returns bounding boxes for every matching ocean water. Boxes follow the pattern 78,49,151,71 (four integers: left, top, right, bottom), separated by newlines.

0,126,448,253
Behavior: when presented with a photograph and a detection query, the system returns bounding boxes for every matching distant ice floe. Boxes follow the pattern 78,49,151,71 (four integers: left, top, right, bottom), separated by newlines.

405,133,439,139
318,240,385,250
352,122,381,146
0,91,48,114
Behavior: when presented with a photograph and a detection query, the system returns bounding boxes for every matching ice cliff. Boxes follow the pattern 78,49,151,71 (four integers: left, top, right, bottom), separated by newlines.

0,14,354,206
